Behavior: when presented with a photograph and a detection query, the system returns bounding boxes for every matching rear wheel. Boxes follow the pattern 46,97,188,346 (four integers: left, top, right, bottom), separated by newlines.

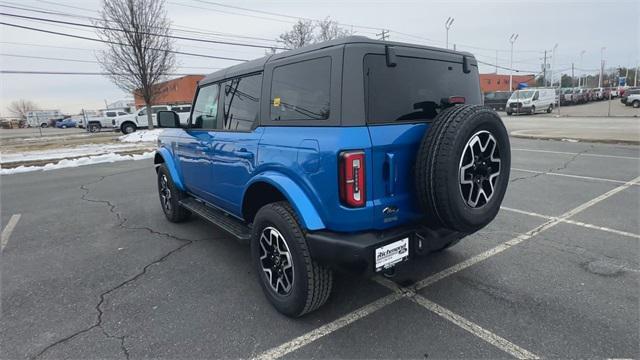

633,100,640,108
157,164,190,222
88,123,101,133
251,202,332,317
415,105,511,233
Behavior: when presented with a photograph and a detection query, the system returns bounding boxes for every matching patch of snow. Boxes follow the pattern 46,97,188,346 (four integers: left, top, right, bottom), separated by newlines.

118,129,163,143
561,138,579,143
1,151,154,175
1,143,153,164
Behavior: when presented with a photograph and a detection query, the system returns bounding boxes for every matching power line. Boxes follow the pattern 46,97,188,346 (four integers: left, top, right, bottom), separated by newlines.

0,52,222,70
0,21,249,61
0,2,282,45
0,70,203,76
0,12,289,50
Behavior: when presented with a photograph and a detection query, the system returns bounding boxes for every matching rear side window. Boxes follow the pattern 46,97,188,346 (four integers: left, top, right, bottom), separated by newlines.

271,57,331,121
191,84,219,129
106,111,117,117
364,54,480,123
222,74,261,131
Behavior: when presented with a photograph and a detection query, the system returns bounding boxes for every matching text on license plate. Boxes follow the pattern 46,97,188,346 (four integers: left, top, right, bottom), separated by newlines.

375,237,409,272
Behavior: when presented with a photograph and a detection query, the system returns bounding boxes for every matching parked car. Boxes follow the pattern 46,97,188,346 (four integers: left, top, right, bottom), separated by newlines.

112,105,190,133
621,89,640,105
506,88,555,115
483,91,512,111
153,37,511,317
625,94,640,108
591,87,604,100
560,88,575,105
610,88,619,97
573,88,586,104
55,118,77,128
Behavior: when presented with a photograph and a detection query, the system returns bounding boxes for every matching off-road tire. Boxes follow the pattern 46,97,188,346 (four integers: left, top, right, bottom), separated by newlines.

157,164,190,222
415,105,511,233
251,201,332,317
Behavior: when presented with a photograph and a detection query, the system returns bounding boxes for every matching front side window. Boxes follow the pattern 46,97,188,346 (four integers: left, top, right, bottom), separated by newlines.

191,84,220,129
223,74,261,131
271,57,331,121
106,111,117,117
138,108,146,116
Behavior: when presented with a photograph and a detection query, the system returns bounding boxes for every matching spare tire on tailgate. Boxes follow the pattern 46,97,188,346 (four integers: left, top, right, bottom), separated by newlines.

415,105,511,233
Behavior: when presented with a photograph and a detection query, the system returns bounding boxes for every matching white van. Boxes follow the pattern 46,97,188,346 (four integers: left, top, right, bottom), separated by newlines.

506,88,556,115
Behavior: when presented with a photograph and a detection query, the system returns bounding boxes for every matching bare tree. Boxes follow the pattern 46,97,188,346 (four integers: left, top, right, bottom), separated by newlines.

316,17,353,42
278,19,316,49
7,99,38,120
94,0,176,129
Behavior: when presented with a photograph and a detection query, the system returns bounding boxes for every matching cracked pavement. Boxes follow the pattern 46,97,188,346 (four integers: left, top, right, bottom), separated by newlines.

1,138,639,359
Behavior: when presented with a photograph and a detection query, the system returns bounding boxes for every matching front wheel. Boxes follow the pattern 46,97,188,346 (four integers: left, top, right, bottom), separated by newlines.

157,164,190,222
121,123,136,134
251,202,333,317
529,105,536,115
546,105,553,113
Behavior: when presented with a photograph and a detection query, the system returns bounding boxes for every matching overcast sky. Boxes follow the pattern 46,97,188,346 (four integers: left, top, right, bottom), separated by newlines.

0,0,638,115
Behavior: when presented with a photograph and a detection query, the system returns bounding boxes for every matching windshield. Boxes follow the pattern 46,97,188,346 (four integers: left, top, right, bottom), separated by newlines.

510,90,534,99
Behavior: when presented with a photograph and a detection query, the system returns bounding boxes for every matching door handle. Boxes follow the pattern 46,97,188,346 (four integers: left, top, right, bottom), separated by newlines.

234,149,254,159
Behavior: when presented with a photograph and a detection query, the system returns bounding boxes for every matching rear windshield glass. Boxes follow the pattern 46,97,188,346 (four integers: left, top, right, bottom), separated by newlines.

364,54,480,123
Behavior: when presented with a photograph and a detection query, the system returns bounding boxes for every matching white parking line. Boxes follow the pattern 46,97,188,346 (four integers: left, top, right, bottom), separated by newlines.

371,277,539,359
512,148,639,161
414,175,640,291
511,167,639,186
252,293,403,360
257,176,639,359
1,214,21,251
500,206,640,239
412,296,540,359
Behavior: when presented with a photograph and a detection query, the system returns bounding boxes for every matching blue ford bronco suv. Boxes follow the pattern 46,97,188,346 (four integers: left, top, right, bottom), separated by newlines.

154,36,510,317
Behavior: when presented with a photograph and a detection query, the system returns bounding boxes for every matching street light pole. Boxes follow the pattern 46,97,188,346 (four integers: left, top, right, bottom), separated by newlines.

599,47,606,88
549,43,558,88
508,33,518,91
445,17,454,49
579,50,586,87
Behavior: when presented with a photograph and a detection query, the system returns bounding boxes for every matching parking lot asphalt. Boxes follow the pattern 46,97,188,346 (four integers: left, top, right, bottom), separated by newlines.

1,137,639,359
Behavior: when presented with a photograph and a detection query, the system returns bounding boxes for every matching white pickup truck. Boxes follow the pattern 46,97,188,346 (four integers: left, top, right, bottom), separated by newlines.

112,105,191,133
83,110,130,132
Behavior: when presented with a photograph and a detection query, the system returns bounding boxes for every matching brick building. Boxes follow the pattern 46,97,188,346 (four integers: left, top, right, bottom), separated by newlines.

134,75,204,108
479,74,536,93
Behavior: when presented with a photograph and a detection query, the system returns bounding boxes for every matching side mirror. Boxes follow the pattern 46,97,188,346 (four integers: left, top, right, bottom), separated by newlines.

157,111,180,128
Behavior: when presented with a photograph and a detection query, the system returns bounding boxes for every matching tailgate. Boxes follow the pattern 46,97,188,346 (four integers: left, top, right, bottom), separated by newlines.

367,123,428,229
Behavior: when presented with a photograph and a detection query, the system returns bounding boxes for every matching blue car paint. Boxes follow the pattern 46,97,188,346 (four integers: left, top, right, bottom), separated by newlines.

245,172,325,230
55,119,76,128
157,123,431,233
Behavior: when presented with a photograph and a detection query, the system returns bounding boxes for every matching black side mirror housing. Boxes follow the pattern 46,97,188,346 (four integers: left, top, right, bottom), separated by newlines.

157,111,180,128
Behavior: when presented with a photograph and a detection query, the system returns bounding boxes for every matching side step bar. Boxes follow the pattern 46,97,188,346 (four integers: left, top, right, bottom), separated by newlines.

179,197,251,241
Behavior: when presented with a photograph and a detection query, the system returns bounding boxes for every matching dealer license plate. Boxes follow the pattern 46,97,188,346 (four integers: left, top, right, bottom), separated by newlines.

375,237,409,272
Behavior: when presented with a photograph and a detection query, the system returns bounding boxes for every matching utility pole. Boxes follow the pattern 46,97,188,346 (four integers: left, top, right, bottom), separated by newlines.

543,50,547,86
445,17,454,49
579,50,585,87
376,29,389,41
635,63,638,87
509,33,518,91
571,63,575,87
599,47,606,88
495,50,498,74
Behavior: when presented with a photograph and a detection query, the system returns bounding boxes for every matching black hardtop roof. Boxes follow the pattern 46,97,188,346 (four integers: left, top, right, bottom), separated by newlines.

200,36,476,86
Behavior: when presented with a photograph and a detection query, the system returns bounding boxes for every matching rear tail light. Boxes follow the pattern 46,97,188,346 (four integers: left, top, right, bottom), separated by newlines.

339,150,366,207
447,96,466,104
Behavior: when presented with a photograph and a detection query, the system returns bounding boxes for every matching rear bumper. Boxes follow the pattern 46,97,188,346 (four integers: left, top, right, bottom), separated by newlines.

306,225,464,275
